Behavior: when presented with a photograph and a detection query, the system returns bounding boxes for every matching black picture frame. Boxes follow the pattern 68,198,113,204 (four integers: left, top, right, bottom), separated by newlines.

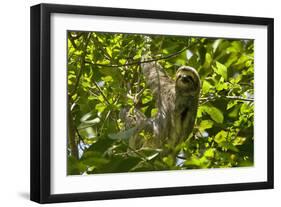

30,3,274,204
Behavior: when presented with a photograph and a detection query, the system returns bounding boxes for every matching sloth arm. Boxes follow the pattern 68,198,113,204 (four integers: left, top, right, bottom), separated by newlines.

141,61,175,108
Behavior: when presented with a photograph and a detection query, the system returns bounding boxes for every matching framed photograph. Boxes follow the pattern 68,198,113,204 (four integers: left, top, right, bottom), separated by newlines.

30,3,274,203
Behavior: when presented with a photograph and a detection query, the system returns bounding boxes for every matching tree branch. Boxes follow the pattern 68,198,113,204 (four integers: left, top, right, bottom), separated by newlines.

84,47,188,68
69,32,83,40
68,33,77,49
69,33,92,96
67,105,78,159
200,95,254,104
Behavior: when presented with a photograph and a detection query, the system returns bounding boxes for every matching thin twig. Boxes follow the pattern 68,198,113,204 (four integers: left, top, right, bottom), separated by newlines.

223,95,253,102
91,80,111,105
100,110,112,132
75,126,84,144
122,141,156,169
176,155,187,160
92,35,111,60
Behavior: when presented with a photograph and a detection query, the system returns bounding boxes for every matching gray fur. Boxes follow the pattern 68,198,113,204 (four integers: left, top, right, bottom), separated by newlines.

124,61,200,149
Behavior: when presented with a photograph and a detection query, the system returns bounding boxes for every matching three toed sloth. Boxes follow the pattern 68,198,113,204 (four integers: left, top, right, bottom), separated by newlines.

121,60,201,150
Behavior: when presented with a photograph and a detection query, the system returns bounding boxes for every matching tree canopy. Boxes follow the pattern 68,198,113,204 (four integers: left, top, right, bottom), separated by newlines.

67,31,254,175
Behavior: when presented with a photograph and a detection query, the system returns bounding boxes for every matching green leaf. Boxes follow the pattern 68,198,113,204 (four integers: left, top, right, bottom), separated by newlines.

106,47,112,57
163,155,174,167
101,75,113,83
67,156,87,175
199,120,214,131
226,144,239,152
216,81,228,91
213,61,228,80
230,41,243,53
214,131,239,152
204,148,215,158
202,52,212,69
212,39,222,53
81,151,110,166
80,112,93,122
227,101,238,110
78,112,101,129
228,105,240,118
233,136,246,146
201,103,224,124
108,127,136,140
96,156,142,173
81,114,100,124
214,130,227,144
184,156,209,168
86,136,114,154
202,80,213,94
95,103,107,113
151,108,158,117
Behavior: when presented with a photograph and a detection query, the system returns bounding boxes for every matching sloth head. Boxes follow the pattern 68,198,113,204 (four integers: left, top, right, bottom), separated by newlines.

175,66,201,96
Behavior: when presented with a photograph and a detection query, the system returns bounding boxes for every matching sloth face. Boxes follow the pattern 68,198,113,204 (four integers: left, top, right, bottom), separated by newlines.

175,66,200,95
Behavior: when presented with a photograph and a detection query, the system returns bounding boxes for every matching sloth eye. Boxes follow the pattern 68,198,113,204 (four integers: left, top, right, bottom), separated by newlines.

180,75,193,84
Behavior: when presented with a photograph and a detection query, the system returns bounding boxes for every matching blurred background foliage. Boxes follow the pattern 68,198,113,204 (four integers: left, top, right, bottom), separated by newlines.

67,31,254,175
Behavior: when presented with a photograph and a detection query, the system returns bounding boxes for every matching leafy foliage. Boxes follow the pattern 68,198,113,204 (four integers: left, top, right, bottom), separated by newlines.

67,31,254,175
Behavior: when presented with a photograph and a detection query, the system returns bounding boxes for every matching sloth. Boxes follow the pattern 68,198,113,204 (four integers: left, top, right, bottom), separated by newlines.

121,60,201,150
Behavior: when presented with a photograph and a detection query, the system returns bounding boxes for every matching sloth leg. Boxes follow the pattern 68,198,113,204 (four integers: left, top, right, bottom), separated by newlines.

119,107,154,149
